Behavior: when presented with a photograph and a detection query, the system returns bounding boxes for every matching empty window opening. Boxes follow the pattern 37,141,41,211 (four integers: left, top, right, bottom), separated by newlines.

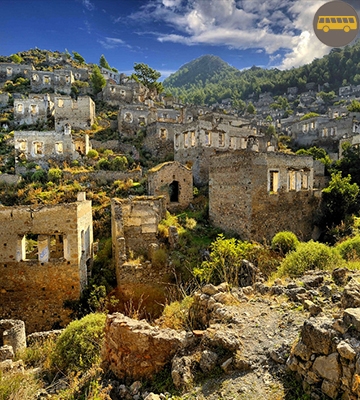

50,235,64,259
18,140,27,151
110,87,116,93
175,134,180,148
23,234,38,260
184,132,189,148
269,170,279,193
302,173,309,190
30,105,37,115
65,75,70,83
58,99,64,108
124,112,133,123
17,103,23,113
160,128,167,139
169,181,179,202
191,131,196,146
6,67,12,76
219,133,225,147
230,136,236,149
43,76,50,84
204,131,211,146
288,170,296,191
33,142,43,155
32,74,39,82
55,142,63,154
138,116,146,125
162,113,168,119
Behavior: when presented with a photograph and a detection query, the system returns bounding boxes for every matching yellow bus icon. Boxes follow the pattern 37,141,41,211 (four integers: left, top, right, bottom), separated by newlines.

317,16,357,32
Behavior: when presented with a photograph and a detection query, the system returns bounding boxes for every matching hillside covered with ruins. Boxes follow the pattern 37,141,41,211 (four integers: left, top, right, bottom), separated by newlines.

2,46,360,399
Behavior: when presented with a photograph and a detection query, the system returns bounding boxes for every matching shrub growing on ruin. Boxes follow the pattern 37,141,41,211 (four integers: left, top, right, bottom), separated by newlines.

276,240,344,278
336,235,360,261
87,149,99,159
195,234,252,285
47,167,62,183
50,313,106,374
271,231,299,255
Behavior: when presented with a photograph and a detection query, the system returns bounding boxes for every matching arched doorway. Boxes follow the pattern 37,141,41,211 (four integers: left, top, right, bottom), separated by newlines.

169,181,179,202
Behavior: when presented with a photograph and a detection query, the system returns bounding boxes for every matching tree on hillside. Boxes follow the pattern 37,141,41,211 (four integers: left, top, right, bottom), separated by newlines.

90,65,106,94
246,102,256,115
10,54,23,64
99,55,111,70
72,51,85,65
130,63,164,93
348,99,360,112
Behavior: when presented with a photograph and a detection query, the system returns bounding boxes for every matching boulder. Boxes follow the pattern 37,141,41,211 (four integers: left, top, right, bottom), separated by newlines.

342,280,360,308
312,353,341,383
238,260,259,287
301,318,338,355
171,355,194,389
102,313,190,380
343,308,360,332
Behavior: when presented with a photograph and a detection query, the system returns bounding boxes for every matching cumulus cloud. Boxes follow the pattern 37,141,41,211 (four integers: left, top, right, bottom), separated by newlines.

126,0,339,69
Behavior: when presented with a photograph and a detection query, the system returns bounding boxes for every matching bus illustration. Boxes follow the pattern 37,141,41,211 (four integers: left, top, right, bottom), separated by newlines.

317,16,357,32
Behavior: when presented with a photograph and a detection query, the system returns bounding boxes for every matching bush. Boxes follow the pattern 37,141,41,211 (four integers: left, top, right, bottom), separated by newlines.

160,296,194,330
50,313,106,374
271,231,299,255
276,240,344,278
48,167,62,183
151,248,168,268
111,155,128,171
87,149,99,159
336,235,360,261
194,234,252,285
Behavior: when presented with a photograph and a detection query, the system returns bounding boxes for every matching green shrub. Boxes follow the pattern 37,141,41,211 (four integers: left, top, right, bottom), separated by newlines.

271,231,299,255
48,167,62,183
276,240,344,278
194,234,252,285
87,149,99,159
50,313,106,374
111,155,128,171
336,235,360,261
96,158,111,170
160,296,194,330
31,169,47,183
151,248,168,268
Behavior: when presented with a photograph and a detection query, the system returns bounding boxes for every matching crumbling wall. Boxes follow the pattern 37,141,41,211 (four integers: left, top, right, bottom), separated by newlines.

54,96,95,132
0,63,34,82
14,95,54,127
30,70,74,94
148,161,193,211
0,195,93,333
143,122,178,160
209,150,322,242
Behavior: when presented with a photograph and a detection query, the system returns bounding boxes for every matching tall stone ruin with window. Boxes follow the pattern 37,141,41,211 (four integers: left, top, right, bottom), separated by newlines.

0,193,93,333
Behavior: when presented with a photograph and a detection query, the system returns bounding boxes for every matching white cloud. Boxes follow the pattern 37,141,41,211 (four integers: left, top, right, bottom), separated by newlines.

98,37,130,50
82,0,95,11
128,0,337,69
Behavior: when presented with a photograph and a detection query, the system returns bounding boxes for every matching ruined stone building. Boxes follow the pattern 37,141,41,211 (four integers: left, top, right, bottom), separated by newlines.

0,63,34,82
102,81,149,106
147,161,193,211
174,117,275,186
209,150,323,242
0,193,93,333
30,69,74,94
54,95,95,132
118,105,156,136
14,126,83,171
100,67,122,84
13,94,54,127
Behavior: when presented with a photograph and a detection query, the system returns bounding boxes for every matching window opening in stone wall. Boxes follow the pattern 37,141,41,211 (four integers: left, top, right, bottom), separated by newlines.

219,133,225,147
288,170,296,191
240,138,247,149
184,132,189,148
43,76,50,84
230,136,236,149
55,75,60,82
269,170,279,193
18,140,27,151
302,172,309,190
23,234,38,260
124,112,133,123
55,142,63,154
110,87,116,93
33,142,43,155
30,105,37,115
162,113,168,119
191,131,196,146
204,131,211,146
65,75,70,83
32,74,39,82
17,103,23,113
6,67,12,76
160,128,167,139
58,99,64,108
169,181,179,202
50,234,64,259
175,134,180,148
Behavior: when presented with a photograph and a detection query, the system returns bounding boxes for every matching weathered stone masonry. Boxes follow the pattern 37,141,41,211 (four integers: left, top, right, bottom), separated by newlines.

209,150,323,242
0,193,93,333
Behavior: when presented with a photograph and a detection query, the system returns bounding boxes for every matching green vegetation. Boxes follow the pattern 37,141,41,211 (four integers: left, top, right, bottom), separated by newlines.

50,313,106,374
131,62,164,93
276,240,344,278
90,65,106,94
271,231,299,255
299,112,320,121
72,51,85,65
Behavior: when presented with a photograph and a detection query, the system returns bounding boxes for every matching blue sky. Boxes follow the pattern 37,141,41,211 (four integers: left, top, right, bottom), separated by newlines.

1,0,360,81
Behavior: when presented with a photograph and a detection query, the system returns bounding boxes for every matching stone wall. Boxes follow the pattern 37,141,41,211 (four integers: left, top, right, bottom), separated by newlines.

102,81,148,105
0,194,93,333
287,308,360,399
14,95,54,126
111,196,166,266
118,106,156,136
63,169,143,185
54,96,95,132
0,63,34,82
148,161,193,211
209,150,322,242
143,122,179,160
0,93,10,108
30,70,74,95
